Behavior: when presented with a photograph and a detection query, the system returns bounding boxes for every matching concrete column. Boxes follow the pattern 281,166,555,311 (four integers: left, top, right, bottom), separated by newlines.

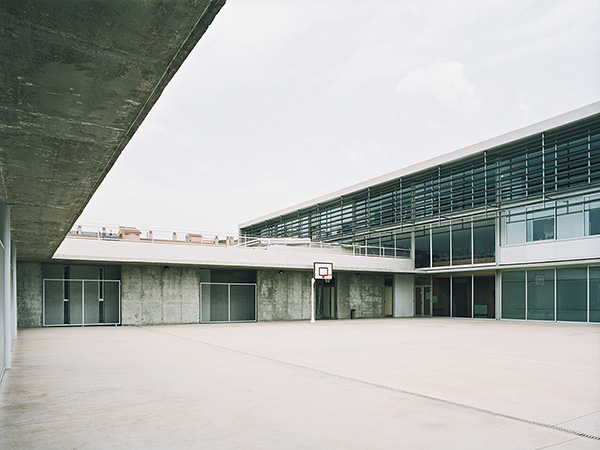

0,204,12,370
393,273,414,317
11,244,16,339
496,269,502,320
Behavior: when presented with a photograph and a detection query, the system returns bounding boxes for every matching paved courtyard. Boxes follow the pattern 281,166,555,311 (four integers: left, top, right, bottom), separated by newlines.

1,318,599,448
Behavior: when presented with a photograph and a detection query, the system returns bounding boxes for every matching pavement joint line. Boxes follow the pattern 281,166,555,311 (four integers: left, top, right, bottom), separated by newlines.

332,339,600,370
555,409,600,426
139,326,600,442
534,436,582,449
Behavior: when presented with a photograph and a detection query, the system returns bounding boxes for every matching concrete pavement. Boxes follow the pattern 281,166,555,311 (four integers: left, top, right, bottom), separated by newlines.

1,318,599,448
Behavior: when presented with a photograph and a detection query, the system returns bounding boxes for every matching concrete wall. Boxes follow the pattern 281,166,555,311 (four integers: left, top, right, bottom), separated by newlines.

122,265,200,326
257,270,312,321
394,273,414,317
337,272,385,319
17,262,43,328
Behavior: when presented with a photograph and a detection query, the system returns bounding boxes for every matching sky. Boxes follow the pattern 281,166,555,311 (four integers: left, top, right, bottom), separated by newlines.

77,0,600,236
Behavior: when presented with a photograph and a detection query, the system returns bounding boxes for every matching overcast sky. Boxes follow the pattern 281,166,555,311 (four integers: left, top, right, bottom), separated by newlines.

77,0,600,235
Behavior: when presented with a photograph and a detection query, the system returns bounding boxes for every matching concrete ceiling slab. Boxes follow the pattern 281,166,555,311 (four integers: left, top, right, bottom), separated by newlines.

0,0,225,260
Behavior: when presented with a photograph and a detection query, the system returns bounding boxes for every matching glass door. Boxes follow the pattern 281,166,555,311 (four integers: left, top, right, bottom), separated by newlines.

415,285,431,316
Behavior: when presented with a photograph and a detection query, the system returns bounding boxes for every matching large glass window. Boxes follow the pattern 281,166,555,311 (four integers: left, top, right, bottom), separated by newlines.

556,200,583,239
395,232,411,258
452,222,471,265
502,271,526,319
474,274,495,318
414,228,430,268
473,220,495,263
526,207,554,241
584,196,600,236
432,227,450,267
452,275,472,318
432,275,450,317
506,209,526,244
590,267,600,322
556,268,587,322
527,269,555,320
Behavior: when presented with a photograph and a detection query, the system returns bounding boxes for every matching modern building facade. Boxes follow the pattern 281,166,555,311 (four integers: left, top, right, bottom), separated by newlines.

240,103,600,323
14,104,600,335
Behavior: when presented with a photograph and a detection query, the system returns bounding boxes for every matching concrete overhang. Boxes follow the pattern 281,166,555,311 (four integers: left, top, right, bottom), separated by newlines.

0,0,225,260
53,237,414,274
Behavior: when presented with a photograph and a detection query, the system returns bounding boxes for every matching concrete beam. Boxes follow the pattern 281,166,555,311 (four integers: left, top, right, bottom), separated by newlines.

54,237,414,274
0,0,225,260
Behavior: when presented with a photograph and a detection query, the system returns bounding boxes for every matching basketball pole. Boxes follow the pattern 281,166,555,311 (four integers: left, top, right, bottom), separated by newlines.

310,277,315,323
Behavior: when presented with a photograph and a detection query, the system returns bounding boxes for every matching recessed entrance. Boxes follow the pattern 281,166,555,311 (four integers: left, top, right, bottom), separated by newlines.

415,285,432,316
316,279,336,319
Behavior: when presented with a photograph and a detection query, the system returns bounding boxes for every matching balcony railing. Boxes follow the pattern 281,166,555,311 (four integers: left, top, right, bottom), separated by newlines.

67,224,410,259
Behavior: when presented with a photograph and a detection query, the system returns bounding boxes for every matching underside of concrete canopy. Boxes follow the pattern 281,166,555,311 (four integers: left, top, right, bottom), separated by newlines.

0,0,225,260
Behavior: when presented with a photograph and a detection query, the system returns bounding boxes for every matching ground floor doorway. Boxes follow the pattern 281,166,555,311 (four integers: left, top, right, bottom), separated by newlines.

414,273,496,319
316,279,337,319
42,264,121,326
415,285,432,316
200,282,257,323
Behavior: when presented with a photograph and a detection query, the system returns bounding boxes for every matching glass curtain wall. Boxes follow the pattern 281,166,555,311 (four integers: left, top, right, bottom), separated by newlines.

432,275,450,317
591,267,600,322
395,233,411,257
584,196,600,235
413,219,496,268
474,274,495,318
422,274,495,319
556,268,587,322
432,226,450,267
507,196,600,245
527,269,555,320
452,275,472,318
452,222,471,265
241,118,599,242
415,228,430,268
557,200,583,239
526,208,554,241
501,271,526,319
473,220,495,263
502,267,600,322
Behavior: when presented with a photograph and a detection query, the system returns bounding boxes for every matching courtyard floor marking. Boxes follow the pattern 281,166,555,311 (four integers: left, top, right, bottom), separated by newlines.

139,326,600,442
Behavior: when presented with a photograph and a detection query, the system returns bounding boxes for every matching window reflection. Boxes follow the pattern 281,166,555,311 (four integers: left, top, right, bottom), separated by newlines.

502,271,526,319
473,220,495,263
414,228,430,268
526,207,554,241
452,222,471,265
556,201,583,239
432,227,450,267
527,269,555,320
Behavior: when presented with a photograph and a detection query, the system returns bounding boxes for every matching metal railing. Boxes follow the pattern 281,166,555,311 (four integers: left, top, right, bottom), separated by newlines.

237,235,410,258
67,224,410,259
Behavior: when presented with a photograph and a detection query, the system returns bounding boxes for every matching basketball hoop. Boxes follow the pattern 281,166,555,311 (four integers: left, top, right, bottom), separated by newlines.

313,262,333,280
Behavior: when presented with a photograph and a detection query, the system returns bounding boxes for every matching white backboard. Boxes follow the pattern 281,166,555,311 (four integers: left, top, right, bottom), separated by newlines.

314,262,333,280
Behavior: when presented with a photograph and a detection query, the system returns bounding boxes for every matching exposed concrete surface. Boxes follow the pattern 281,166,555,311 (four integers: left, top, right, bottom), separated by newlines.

257,270,312,321
122,265,199,326
16,262,42,328
1,319,598,448
0,0,225,260
55,236,412,273
337,272,385,319
394,273,414,316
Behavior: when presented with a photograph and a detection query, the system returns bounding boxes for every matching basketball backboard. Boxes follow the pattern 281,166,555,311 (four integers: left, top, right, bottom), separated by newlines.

313,262,333,280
